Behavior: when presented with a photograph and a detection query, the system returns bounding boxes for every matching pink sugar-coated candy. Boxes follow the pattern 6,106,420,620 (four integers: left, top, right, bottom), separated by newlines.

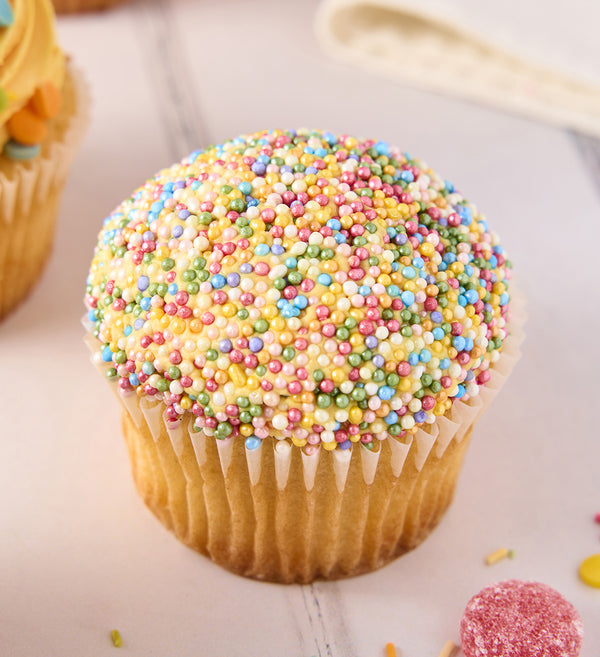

460,580,583,657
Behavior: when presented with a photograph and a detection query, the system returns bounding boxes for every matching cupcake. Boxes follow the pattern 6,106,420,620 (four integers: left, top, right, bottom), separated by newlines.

84,129,524,583
0,0,88,321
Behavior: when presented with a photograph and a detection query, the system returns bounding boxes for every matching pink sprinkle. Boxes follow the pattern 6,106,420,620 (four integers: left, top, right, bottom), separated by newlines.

460,580,583,657
254,262,269,276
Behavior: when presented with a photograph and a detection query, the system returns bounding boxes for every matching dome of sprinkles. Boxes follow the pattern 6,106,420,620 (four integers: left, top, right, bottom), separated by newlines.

86,129,512,453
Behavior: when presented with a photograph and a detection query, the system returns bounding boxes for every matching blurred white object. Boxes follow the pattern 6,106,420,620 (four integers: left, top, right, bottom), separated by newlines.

317,0,600,136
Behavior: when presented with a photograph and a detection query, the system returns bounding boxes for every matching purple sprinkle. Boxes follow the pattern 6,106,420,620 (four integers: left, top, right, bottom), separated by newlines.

414,410,427,423
172,225,183,238
365,335,378,349
219,339,232,353
226,272,241,287
248,337,263,353
372,354,385,368
271,244,285,255
430,311,443,323
178,209,190,219
240,263,253,274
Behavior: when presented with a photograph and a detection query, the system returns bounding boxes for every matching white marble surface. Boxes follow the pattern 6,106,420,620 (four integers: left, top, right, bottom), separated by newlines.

1,1,599,655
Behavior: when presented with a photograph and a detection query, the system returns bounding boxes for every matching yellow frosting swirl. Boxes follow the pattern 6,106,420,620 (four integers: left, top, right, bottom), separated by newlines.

0,0,65,149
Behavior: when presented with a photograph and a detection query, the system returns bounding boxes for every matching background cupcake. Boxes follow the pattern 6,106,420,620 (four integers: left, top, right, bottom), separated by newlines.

84,129,524,583
0,0,88,320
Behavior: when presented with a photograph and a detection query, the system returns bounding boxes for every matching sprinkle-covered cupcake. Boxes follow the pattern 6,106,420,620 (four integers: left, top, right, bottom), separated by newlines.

0,0,88,320
85,129,524,583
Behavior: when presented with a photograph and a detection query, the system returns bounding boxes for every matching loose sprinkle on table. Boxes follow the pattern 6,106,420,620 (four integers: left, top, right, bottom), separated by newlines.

437,639,456,657
111,629,123,647
485,546,514,565
579,553,600,588
385,642,397,657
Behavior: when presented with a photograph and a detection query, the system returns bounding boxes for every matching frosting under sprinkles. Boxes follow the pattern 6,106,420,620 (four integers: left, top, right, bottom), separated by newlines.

86,129,512,453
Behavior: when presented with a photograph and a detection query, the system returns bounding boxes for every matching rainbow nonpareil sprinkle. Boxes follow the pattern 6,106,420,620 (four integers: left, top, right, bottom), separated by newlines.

86,129,512,452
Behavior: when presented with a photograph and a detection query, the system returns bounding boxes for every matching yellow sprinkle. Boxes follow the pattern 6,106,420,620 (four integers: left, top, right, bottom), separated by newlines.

485,546,510,565
228,364,247,388
385,642,397,657
111,629,123,647
437,640,456,657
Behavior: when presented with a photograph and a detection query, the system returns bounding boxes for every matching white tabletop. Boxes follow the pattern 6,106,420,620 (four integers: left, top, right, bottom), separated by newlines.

1,1,599,655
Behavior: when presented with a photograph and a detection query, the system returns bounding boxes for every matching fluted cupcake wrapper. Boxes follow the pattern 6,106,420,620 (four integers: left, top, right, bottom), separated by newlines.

86,289,525,583
0,64,89,320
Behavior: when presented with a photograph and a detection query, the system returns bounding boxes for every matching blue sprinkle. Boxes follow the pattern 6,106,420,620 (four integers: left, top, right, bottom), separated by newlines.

432,327,445,341
400,170,414,183
168,283,178,295
87,309,97,322
375,140,389,156
211,274,226,289
285,257,297,269
402,266,416,279
453,385,466,399
293,295,308,309
134,319,144,331
419,349,431,363
384,411,398,425
359,285,371,296
387,285,400,297
452,336,466,351
400,291,415,306
408,352,419,366
150,201,164,214
140,297,151,310
129,374,139,386
3,140,39,160
245,436,262,450
317,273,332,286
101,346,113,362
377,386,394,400
439,358,451,370
254,243,270,256
500,292,510,305
327,218,341,231
238,181,252,195
465,289,479,304
411,257,424,269
142,362,155,375
124,326,132,337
